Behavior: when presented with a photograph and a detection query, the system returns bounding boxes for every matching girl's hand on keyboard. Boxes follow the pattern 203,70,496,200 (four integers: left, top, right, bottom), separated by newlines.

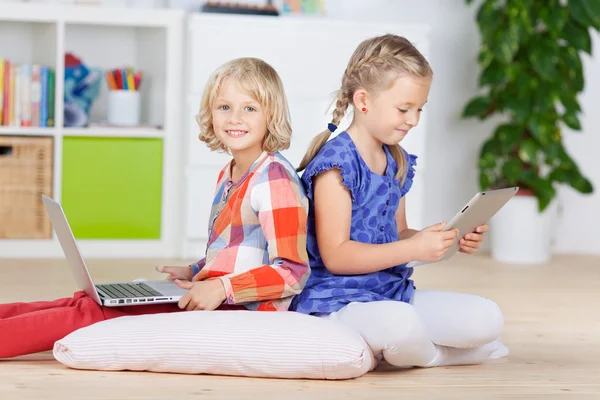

155,265,194,281
175,279,227,311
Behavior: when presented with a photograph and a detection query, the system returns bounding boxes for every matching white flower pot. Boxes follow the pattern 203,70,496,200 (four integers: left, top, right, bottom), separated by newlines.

490,194,558,264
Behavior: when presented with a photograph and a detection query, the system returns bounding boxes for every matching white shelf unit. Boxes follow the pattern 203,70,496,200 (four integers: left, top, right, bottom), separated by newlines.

0,3,185,258
181,14,431,259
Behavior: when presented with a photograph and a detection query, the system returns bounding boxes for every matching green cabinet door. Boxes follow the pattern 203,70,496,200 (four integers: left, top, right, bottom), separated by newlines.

62,137,163,239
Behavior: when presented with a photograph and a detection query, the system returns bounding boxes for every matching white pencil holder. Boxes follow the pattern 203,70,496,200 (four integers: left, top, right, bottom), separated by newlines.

107,90,141,126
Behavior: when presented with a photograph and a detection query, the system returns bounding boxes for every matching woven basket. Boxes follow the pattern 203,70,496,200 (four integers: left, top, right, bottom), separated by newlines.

0,136,54,239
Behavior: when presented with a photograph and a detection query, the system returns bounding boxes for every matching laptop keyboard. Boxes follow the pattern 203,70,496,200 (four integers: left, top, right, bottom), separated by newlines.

96,282,163,299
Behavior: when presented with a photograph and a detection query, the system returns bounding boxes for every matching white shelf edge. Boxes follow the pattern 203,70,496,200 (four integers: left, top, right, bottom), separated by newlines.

62,127,165,138
0,127,57,136
0,3,185,27
188,13,432,35
0,127,165,138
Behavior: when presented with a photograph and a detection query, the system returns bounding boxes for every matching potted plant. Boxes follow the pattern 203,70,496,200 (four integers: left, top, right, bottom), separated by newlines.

462,0,598,264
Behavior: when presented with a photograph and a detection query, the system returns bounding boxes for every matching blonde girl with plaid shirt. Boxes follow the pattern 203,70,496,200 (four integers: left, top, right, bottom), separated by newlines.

0,58,310,359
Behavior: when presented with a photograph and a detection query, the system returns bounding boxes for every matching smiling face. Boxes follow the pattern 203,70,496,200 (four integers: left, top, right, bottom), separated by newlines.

362,74,431,146
197,58,293,161
211,77,268,158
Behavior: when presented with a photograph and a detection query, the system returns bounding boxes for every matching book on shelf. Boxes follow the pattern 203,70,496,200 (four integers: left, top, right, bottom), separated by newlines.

0,58,56,128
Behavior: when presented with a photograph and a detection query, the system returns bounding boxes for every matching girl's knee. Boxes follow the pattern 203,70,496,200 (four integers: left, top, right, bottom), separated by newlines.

487,299,504,338
470,297,504,345
379,302,427,342
337,301,427,348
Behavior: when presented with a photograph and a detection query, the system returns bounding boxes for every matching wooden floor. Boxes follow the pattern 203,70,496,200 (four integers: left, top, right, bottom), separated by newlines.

0,253,599,399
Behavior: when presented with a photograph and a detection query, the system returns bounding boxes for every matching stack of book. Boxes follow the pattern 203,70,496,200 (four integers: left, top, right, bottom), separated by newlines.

0,59,56,128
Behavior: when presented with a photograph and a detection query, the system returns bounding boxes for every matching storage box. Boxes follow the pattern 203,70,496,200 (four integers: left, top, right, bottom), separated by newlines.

62,136,163,239
0,136,54,239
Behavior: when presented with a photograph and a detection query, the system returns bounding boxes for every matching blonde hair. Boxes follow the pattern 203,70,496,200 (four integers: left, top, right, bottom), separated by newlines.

297,34,432,181
197,57,292,153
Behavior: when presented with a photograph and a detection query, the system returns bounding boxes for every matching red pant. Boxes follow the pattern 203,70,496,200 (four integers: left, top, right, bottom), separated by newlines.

0,291,185,359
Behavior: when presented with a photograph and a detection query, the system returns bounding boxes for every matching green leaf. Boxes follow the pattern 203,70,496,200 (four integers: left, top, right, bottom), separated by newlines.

495,23,520,64
502,159,523,185
562,47,585,91
582,0,600,29
520,168,538,183
568,0,596,27
477,1,500,32
518,139,539,164
571,174,594,193
494,123,523,152
549,166,594,194
528,115,554,145
563,112,582,130
562,21,592,55
542,5,568,35
527,178,556,211
479,60,505,87
559,91,582,113
462,96,492,119
529,39,559,80
532,83,558,113
505,62,521,81
557,148,576,168
544,140,564,164
508,69,535,121
548,163,578,184
515,4,534,36
479,169,495,190
478,46,495,69
479,138,501,169
479,155,498,171
480,136,502,155
498,85,531,124
548,167,571,183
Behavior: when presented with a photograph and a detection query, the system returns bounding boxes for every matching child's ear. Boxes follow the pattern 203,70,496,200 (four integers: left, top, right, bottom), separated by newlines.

352,89,368,111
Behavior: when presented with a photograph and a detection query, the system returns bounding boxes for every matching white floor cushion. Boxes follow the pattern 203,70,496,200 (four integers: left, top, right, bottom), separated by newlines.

53,310,375,380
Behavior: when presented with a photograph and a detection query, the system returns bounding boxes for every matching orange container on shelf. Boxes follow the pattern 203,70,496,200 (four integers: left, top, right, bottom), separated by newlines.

0,136,53,239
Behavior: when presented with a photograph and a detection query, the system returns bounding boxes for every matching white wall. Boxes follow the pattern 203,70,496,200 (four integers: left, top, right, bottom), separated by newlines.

325,0,600,254
4,0,596,254
555,33,600,254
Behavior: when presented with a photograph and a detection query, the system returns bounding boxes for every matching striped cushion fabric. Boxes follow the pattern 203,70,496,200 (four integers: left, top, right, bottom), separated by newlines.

53,311,375,380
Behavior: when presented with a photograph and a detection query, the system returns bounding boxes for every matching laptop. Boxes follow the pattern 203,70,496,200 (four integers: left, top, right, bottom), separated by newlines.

42,195,189,307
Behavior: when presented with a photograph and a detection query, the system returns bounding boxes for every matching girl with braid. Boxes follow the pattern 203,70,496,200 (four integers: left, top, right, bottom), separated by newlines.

290,34,509,368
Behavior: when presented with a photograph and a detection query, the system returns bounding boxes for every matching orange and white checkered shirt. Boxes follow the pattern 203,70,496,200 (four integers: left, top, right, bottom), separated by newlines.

190,152,310,311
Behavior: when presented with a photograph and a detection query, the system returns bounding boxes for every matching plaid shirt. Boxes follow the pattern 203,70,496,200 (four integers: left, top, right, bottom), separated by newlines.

190,152,310,311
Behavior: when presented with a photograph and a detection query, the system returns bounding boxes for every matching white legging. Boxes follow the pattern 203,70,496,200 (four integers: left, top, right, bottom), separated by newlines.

326,290,508,368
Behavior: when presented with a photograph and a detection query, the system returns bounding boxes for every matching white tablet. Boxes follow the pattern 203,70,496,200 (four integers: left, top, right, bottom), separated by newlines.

407,187,519,268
